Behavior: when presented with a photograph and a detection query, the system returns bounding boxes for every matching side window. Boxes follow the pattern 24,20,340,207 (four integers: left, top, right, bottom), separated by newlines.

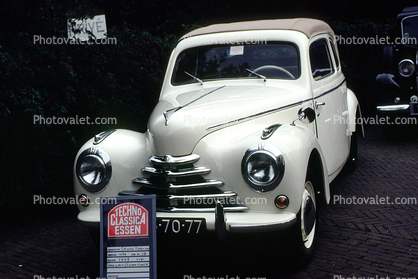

309,39,334,79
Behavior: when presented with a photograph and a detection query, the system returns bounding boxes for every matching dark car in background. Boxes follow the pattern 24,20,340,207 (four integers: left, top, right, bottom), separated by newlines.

376,6,418,136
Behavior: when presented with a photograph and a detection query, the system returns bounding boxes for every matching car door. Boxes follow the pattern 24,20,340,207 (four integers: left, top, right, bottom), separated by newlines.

309,36,349,177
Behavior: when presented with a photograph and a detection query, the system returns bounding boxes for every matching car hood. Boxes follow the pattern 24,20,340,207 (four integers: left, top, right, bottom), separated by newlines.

148,84,307,156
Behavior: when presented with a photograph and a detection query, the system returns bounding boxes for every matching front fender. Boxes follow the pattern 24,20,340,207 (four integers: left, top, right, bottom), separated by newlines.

192,122,330,215
266,124,330,205
347,88,365,138
73,129,154,224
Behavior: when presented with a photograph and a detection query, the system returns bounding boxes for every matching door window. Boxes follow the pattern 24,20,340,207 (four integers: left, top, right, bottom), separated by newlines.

309,39,334,79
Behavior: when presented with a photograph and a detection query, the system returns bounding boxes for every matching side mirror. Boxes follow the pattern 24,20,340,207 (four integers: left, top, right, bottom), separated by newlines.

291,106,315,126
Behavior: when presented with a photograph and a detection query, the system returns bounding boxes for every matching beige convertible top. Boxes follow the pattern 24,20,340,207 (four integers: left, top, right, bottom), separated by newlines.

180,18,334,41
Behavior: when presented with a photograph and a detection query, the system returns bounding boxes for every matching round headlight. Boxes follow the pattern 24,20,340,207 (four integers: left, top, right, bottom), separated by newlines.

398,59,415,77
76,148,111,193
241,144,285,193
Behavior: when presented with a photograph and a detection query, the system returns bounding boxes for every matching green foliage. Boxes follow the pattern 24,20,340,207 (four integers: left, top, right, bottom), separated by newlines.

0,0,178,208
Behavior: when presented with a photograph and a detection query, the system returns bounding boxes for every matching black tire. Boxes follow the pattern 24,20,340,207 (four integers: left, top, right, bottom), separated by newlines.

292,168,317,265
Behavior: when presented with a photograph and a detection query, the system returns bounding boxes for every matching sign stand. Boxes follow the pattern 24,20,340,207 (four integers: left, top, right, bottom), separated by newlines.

100,195,157,279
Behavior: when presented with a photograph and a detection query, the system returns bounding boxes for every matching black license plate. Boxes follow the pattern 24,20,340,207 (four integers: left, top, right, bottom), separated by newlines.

157,218,205,234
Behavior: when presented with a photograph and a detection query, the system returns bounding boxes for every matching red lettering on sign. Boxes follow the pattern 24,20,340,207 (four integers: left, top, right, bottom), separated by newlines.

108,202,148,238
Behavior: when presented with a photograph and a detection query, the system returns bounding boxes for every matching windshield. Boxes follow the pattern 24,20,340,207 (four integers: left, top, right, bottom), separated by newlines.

171,43,300,85
402,15,418,46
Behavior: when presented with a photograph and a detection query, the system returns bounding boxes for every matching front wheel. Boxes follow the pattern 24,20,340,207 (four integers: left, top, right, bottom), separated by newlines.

292,174,317,264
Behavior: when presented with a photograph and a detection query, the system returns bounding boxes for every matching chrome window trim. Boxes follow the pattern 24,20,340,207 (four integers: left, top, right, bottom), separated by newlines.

401,15,418,45
309,38,335,80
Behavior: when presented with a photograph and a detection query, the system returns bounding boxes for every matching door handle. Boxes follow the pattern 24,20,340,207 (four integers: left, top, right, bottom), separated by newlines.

315,101,326,109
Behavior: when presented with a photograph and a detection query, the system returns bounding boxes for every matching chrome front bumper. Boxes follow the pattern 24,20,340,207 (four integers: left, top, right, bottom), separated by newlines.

377,103,418,116
376,104,410,113
77,207,297,234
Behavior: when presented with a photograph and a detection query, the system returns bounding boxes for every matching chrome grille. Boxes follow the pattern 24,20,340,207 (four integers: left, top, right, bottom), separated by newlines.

132,154,248,212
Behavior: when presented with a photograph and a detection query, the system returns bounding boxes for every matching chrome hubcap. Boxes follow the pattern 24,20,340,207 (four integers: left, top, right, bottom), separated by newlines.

301,181,316,249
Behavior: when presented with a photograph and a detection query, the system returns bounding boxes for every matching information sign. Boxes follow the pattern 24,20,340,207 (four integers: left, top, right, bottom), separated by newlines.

100,195,156,279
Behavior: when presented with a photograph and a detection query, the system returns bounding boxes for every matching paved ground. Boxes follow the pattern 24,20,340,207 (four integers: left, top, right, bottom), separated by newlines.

1,124,418,279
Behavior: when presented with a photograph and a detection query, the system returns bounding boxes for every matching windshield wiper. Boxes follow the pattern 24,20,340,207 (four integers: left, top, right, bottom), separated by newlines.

184,71,203,86
245,68,266,82
163,85,226,125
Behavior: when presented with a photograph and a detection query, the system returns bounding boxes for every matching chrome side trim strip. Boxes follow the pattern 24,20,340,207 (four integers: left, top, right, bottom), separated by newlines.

207,100,308,131
207,79,346,131
377,104,410,112
314,79,346,99
142,166,211,177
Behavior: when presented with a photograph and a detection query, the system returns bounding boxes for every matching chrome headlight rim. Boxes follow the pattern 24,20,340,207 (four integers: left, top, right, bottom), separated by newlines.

76,148,112,193
398,59,415,77
241,143,285,193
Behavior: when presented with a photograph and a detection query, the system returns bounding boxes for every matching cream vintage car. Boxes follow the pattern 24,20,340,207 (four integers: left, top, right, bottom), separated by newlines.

74,18,364,261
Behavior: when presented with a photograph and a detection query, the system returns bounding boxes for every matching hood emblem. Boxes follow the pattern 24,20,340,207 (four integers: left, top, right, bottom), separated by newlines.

93,129,116,145
261,124,282,140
